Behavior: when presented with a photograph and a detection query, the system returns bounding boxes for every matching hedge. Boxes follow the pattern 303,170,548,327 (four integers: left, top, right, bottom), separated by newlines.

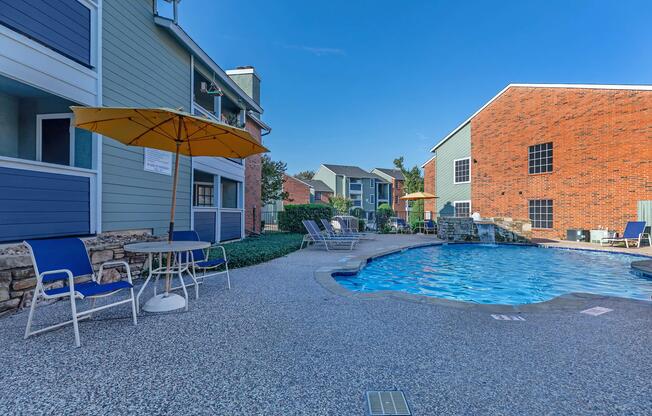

209,232,304,269
277,204,334,233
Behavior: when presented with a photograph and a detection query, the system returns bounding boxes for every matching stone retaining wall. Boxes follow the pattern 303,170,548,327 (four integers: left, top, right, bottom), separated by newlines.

0,231,162,317
437,217,532,242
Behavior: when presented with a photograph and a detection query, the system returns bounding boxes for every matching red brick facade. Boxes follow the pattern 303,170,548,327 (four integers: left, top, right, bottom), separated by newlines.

471,86,652,239
313,190,333,204
282,175,311,205
244,118,262,234
391,179,407,213
423,158,436,216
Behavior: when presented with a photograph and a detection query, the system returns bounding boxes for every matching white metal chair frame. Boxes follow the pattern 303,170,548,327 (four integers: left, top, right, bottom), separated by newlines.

24,255,137,348
166,245,231,296
300,221,357,251
601,232,651,248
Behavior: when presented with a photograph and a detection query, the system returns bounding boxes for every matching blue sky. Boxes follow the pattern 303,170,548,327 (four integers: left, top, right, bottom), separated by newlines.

178,0,652,174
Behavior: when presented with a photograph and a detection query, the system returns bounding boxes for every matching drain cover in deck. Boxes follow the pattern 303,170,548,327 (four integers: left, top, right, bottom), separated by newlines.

366,390,411,415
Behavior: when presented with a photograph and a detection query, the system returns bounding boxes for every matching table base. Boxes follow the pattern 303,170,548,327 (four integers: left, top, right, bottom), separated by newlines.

142,293,186,313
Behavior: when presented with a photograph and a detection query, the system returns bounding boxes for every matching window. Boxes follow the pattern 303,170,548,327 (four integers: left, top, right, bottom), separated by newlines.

528,142,553,174
221,178,240,209
349,179,362,192
454,201,471,218
454,158,470,184
194,183,214,207
351,193,362,207
370,194,375,204
529,199,553,229
36,114,92,168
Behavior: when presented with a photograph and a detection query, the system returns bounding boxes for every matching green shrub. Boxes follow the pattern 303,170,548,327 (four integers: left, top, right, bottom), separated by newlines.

277,204,333,233
376,203,393,231
351,207,364,218
210,232,304,269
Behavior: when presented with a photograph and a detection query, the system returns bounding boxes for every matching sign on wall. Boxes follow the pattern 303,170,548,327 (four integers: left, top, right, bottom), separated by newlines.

143,148,172,175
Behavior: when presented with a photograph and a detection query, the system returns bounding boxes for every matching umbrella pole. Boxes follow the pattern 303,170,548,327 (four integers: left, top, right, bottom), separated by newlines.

164,145,181,295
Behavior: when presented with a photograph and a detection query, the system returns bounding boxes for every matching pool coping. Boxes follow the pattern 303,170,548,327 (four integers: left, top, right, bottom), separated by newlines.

314,241,652,313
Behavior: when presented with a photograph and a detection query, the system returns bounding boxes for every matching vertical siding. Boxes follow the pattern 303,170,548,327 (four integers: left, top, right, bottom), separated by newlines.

362,178,375,212
102,0,191,236
436,123,472,216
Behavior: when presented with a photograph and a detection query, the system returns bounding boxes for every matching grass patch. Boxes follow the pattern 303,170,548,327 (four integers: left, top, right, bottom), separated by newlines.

210,232,304,269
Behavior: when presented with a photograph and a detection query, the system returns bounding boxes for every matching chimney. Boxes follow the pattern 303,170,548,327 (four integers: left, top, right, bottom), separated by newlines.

226,66,261,105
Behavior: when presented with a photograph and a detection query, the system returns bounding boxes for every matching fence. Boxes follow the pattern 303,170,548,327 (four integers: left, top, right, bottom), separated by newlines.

261,209,280,232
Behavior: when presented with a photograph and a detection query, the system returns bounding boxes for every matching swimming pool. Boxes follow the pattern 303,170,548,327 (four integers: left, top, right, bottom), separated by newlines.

334,244,652,305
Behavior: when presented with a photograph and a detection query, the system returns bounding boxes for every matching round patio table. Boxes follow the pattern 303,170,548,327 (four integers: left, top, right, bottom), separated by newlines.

125,241,210,313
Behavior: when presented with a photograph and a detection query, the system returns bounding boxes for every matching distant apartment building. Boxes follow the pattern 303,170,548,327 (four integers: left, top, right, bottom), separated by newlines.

313,164,391,222
422,84,652,239
282,175,333,205
0,0,270,244
371,168,406,212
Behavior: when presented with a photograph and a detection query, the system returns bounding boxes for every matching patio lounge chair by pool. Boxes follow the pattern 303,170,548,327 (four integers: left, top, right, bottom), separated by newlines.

335,217,375,240
601,221,650,248
301,220,357,251
320,219,360,241
172,231,231,295
24,238,137,347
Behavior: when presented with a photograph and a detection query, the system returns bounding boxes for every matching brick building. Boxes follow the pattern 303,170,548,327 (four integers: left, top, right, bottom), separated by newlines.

423,84,652,239
282,175,333,205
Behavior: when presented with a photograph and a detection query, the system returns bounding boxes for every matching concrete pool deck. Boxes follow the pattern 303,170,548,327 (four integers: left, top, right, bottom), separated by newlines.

0,234,650,415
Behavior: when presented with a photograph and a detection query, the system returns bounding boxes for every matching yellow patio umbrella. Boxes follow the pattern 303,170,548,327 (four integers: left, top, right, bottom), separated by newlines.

71,106,268,297
400,191,437,201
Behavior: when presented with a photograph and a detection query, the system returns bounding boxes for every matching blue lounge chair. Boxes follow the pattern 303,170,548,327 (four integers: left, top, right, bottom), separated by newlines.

423,219,436,234
301,220,357,251
335,217,375,240
24,238,137,347
172,231,230,295
601,221,650,248
320,219,359,241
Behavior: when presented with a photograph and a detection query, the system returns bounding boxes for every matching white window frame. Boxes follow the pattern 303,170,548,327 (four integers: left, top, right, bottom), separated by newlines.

36,113,75,167
453,157,471,184
370,194,375,204
454,200,472,218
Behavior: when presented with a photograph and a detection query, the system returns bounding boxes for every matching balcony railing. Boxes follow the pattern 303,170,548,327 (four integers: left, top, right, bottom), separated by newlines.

192,102,243,165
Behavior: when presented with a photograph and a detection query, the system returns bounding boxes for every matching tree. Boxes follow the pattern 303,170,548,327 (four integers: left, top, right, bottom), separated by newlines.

394,156,424,226
328,195,353,215
261,155,289,205
294,170,315,180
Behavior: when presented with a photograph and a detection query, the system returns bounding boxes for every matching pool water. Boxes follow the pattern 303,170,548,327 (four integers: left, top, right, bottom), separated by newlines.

334,244,652,305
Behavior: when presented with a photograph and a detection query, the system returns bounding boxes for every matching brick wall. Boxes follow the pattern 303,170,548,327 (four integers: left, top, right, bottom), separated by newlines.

244,118,262,234
392,179,407,213
283,175,311,205
471,86,652,239
423,158,436,216
314,191,332,204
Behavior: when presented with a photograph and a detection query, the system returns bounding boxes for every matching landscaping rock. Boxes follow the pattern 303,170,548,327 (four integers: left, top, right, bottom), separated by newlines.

91,250,114,264
12,278,36,291
0,255,31,271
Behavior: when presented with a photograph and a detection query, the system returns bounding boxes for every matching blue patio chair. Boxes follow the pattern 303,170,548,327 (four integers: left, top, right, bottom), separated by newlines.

601,221,650,248
423,219,436,234
394,218,411,234
24,238,137,348
172,231,230,295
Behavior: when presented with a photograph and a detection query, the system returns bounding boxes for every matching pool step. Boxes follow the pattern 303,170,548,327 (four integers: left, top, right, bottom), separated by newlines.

491,314,526,321
366,390,411,415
